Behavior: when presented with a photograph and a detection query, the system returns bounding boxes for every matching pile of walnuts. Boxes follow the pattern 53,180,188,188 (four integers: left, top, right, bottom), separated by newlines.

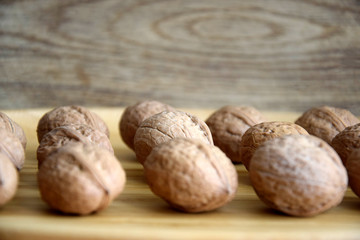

120,101,360,217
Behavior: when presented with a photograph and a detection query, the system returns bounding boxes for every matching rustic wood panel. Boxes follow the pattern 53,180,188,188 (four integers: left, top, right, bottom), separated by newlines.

0,108,359,240
0,0,360,114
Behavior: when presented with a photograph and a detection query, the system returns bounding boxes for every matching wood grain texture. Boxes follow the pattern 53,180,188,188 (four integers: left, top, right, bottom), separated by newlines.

0,0,360,114
0,108,359,240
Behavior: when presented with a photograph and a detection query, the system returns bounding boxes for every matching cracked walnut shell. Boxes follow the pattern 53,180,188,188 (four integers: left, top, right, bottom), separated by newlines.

239,121,308,170
144,138,238,213
295,106,359,144
249,134,348,217
37,142,126,215
37,124,114,167
119,100,175,150
205,105,267,163
37,106,110,143
134,110,213,164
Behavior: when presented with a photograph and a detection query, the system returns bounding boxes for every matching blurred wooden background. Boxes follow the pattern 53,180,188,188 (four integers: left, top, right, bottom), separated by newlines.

0,0,359,114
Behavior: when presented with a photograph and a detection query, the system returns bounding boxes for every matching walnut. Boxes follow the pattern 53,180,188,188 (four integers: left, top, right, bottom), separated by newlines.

249,134,348,217
0,112,27,149
119,100,175,150
37,124,114,167
239,121,308,170
346,149,360,198
134,110,213,164
144,138,238,213
295,106,359,144
36,106,109,143
205,105,266,163
37,142,126,215
0,153,19,206
0,129,25,170
331,123,360,165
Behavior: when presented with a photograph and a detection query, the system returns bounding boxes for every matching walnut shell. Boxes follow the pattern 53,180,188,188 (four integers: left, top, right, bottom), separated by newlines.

0,153,19,206
0,129,25,170
331,123,360,165
37,142,126,215
144,138,238,213
134,111,213,164
249,134,348,217
119,100,175,150
205,105,267,163
36,106,109,143
0,112,27,149
37,124,114,167
239,121,308,170
346,149,360,198
295,106,359,144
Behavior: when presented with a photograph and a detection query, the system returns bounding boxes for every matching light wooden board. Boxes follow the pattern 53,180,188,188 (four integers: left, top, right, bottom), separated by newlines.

0,108,359,240
0,0,360,113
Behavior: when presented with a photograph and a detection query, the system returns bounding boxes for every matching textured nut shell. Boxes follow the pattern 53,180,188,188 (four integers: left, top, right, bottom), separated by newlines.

37,124,114,167
239,121,308,170
134,111,213,164
144,138,238,213
0,112,27,149
37,142,126,215
346,149,360,198
119,100,175,150
0,153,19,206
295,106,359,144
331,123,360,165
0,129,25,170
36,106,110,143
249,135,348,217
206,105,267,163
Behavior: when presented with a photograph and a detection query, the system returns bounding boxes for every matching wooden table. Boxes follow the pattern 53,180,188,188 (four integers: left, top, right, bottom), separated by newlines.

0,108,359,240
1,1,360,114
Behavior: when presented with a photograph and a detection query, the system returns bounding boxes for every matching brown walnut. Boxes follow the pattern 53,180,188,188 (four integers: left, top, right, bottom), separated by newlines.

36,106,109,143
37,142,126,215
134,110,213,164
0,112,27,149
346,149,360,198
249,134,348,217
239,121,308,170
295,106,359,144
144,138,238,213
0,153,19,206
205,105,266,163
331,123,360,165
37,124,114,167
0,129,25,170
119,100,175,150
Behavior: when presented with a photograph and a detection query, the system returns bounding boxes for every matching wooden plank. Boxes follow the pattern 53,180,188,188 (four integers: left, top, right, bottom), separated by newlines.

0,1,360,114
0,108,359,240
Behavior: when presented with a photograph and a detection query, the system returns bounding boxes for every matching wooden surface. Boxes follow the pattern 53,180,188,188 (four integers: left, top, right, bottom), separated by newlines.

1,0,360,114
0,108,359,240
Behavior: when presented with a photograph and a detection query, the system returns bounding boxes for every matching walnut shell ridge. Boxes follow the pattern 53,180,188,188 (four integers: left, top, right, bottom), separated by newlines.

144,138,238,213
37,124,114,167
37,142,126,215
0,112,27,149
134,110,213,164
346,149,360,198
119,100,175,150
0,129,25,170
